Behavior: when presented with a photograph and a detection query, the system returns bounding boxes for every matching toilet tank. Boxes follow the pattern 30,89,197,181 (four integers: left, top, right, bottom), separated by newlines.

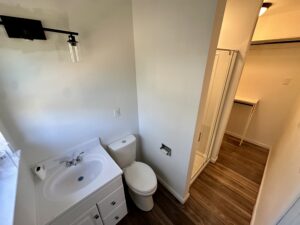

108,135,136,169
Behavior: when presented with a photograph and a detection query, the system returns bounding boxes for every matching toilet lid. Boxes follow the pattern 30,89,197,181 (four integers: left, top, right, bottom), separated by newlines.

124,161,157,194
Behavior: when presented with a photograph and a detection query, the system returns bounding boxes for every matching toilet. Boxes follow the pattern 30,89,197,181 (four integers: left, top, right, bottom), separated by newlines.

108,135,157,211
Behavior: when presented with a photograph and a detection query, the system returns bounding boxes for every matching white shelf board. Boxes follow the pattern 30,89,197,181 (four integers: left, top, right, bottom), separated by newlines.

234,96,259,106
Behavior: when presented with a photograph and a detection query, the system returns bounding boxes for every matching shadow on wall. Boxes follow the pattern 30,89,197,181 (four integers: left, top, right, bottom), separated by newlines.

0,72,120,163
0,3,71,53
0,4,89,162
0,3,70,160
0,81,24,151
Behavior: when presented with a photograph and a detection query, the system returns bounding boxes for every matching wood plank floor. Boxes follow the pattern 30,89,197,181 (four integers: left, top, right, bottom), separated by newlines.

119,135,269,225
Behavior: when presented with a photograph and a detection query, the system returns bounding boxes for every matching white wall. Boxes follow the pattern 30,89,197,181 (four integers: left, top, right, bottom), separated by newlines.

0,0,138,165
251,94,300,225
210,0,262,161
226,43,300,148
14,156,37,225
132,0,220,201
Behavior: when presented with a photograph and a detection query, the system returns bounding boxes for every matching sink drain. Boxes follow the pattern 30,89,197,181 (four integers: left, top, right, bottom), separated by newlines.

77,176,84,182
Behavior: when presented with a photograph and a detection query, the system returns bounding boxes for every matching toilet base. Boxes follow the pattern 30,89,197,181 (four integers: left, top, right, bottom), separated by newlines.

128,188,154,211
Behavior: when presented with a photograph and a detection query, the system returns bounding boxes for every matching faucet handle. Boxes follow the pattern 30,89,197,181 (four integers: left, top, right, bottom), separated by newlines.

76,152,84,162
60,160,73,167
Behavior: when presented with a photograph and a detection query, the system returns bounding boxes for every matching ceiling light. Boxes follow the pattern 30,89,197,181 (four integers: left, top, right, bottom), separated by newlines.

259,2,272,16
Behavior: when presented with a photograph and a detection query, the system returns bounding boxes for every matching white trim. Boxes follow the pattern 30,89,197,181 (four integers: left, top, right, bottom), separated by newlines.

225,131,271,150
250,146,272,225
156,175,190,204
210,155,218,163
189,160,209,185
195,151,206,158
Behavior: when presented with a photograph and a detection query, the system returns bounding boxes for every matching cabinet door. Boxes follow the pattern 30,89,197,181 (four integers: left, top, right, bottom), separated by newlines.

70,205,103,225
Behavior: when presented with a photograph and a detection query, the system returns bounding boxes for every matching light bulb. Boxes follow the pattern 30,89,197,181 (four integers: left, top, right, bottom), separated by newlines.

67,34,79,63
74,45,79,62
259,2,272,17
68,42,75,63
259,7,268,16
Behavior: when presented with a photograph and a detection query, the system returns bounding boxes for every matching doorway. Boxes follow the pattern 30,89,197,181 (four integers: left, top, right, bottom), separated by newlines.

190,49,237,184
213,42,300,161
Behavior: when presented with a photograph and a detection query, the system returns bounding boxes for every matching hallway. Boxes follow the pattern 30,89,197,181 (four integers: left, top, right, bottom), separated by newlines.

120,135,269,225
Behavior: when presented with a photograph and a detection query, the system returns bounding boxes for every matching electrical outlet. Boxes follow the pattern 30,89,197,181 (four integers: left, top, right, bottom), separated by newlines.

113,108,121,118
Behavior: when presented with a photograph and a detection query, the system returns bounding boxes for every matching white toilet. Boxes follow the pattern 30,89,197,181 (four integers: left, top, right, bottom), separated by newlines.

108,135,157,211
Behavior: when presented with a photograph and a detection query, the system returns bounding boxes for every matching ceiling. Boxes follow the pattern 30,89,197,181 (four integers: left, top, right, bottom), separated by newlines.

263,0,300,16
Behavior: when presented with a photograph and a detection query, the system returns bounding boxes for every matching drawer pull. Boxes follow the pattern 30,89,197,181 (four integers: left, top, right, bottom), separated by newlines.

115,216,119,220
94,214,100,219
111,201,116,206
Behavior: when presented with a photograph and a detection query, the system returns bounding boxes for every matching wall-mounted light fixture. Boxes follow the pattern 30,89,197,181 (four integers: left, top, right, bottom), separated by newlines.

259,2,272,16
0,15,80,63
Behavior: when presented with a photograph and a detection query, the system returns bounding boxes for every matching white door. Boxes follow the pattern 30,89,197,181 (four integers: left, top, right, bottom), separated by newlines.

195,49,237,164
71,205,103,225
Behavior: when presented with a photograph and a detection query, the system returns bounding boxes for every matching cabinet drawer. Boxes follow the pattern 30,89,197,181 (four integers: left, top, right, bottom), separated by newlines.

97,186,126,217
102,201,127,225
50,205,103,225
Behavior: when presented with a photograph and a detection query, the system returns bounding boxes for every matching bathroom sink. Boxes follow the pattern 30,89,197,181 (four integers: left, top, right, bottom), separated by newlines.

35,139,123,225
43,155,104,201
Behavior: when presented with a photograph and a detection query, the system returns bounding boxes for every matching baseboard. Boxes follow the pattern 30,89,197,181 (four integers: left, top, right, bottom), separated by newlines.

210,155,218,163
225,131,271,150
190,160,209,185
156,175,189,204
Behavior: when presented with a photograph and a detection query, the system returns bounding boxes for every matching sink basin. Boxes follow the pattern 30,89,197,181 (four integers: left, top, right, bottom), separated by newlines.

43,155,104,201
35,139,124,225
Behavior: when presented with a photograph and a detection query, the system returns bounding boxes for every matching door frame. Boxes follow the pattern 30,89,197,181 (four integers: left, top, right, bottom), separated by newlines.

189,49,238,185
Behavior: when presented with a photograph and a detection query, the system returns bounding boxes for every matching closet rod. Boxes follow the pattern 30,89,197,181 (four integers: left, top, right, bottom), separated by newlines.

251,38,300,45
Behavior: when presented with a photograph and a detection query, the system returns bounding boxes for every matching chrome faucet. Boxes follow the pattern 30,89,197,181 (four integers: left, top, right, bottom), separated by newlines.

60,152,84,167
75,152,84,163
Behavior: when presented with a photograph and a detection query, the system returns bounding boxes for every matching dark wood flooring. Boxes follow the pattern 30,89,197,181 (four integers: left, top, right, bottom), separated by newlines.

119,135,269,225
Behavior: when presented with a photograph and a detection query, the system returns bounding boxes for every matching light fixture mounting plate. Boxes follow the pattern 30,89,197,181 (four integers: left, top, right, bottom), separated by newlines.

0,15,46,40
262,2,272,8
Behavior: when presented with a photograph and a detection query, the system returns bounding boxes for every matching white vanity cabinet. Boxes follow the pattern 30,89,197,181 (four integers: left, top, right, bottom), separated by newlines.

70,206,103,225
49,176,127,225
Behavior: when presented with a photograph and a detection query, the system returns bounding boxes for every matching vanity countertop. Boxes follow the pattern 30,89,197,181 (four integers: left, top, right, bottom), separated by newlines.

34,140,122,225
0,150,20,225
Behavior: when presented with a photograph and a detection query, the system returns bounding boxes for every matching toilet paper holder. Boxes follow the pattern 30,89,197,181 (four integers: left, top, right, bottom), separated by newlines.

160,143,172,156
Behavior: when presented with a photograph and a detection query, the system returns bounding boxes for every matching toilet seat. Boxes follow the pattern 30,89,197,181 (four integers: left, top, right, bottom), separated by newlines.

124,161,157,196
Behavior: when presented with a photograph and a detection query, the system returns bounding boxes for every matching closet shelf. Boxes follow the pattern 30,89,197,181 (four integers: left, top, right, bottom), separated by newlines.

234,96,259,106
